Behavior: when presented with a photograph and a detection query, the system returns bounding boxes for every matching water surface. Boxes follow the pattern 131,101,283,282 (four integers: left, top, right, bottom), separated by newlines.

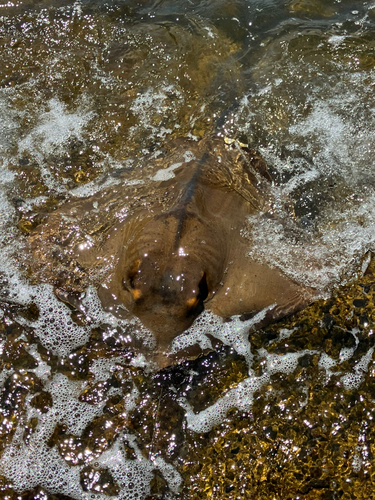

1,0,375,498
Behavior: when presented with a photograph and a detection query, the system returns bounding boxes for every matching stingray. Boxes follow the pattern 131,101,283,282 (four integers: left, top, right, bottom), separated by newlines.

27,135,316,368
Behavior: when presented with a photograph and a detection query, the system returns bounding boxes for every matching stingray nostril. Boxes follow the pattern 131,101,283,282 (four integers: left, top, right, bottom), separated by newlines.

122,278,143,302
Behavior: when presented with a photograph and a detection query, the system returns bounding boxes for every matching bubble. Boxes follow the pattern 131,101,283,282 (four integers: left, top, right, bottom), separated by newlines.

341,347,374,390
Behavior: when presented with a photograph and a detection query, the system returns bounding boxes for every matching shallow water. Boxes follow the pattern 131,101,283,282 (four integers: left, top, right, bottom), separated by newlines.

1,0,375,498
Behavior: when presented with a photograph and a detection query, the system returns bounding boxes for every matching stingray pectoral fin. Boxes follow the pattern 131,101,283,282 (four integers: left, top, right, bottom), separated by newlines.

207,258,316,325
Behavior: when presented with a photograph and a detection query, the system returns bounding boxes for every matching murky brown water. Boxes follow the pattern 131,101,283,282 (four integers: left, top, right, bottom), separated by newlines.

1,0,375,498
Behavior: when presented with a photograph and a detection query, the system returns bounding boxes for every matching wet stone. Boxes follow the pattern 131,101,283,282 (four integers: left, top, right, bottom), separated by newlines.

2,339,38,370
78,380,113,405
103,394,128,416
36,344,59,372
0,372,43,453
298,353,314,367
79,371,133,405
17,303,40,322
149,470,168,497
29,391,53,414
129,390,186,462
54,414,128,465
181,347,248,413
45,138,103,189
47,423,68,449
288,0,336,17
123,438,137,460
0,474,16,499
9,158,48,199
16,198,64,237
0,371,42,418
353,298,367,308
57,350,91,381
80,465,120,496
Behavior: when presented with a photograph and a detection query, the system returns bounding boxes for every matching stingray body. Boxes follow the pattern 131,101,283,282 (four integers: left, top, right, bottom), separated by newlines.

28,136,315,368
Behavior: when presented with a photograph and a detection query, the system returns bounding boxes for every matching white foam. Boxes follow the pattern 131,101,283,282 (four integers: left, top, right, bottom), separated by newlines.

27,344,52,382
0,363,150,499
259,349,316,375
89,356,130,382
278,327,298,341
328,35,347,47
171,308,270,368
152,457,182,494
179,373,266,433
341,347,374,390
18,284,94,357
96,439,155,500
246,195,375,292
18,98,94,158
17,97,95,193
151,162,183,181
352,449,363,473
129,86,179,140
1,423,154,500
48,373,103,435
0,189,17,245
318,352,339,383
1,439,87,498
180,349,318,433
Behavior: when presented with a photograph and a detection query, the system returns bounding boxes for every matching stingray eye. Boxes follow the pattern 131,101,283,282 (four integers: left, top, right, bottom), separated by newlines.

122,277,142,301
122,259,142,301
